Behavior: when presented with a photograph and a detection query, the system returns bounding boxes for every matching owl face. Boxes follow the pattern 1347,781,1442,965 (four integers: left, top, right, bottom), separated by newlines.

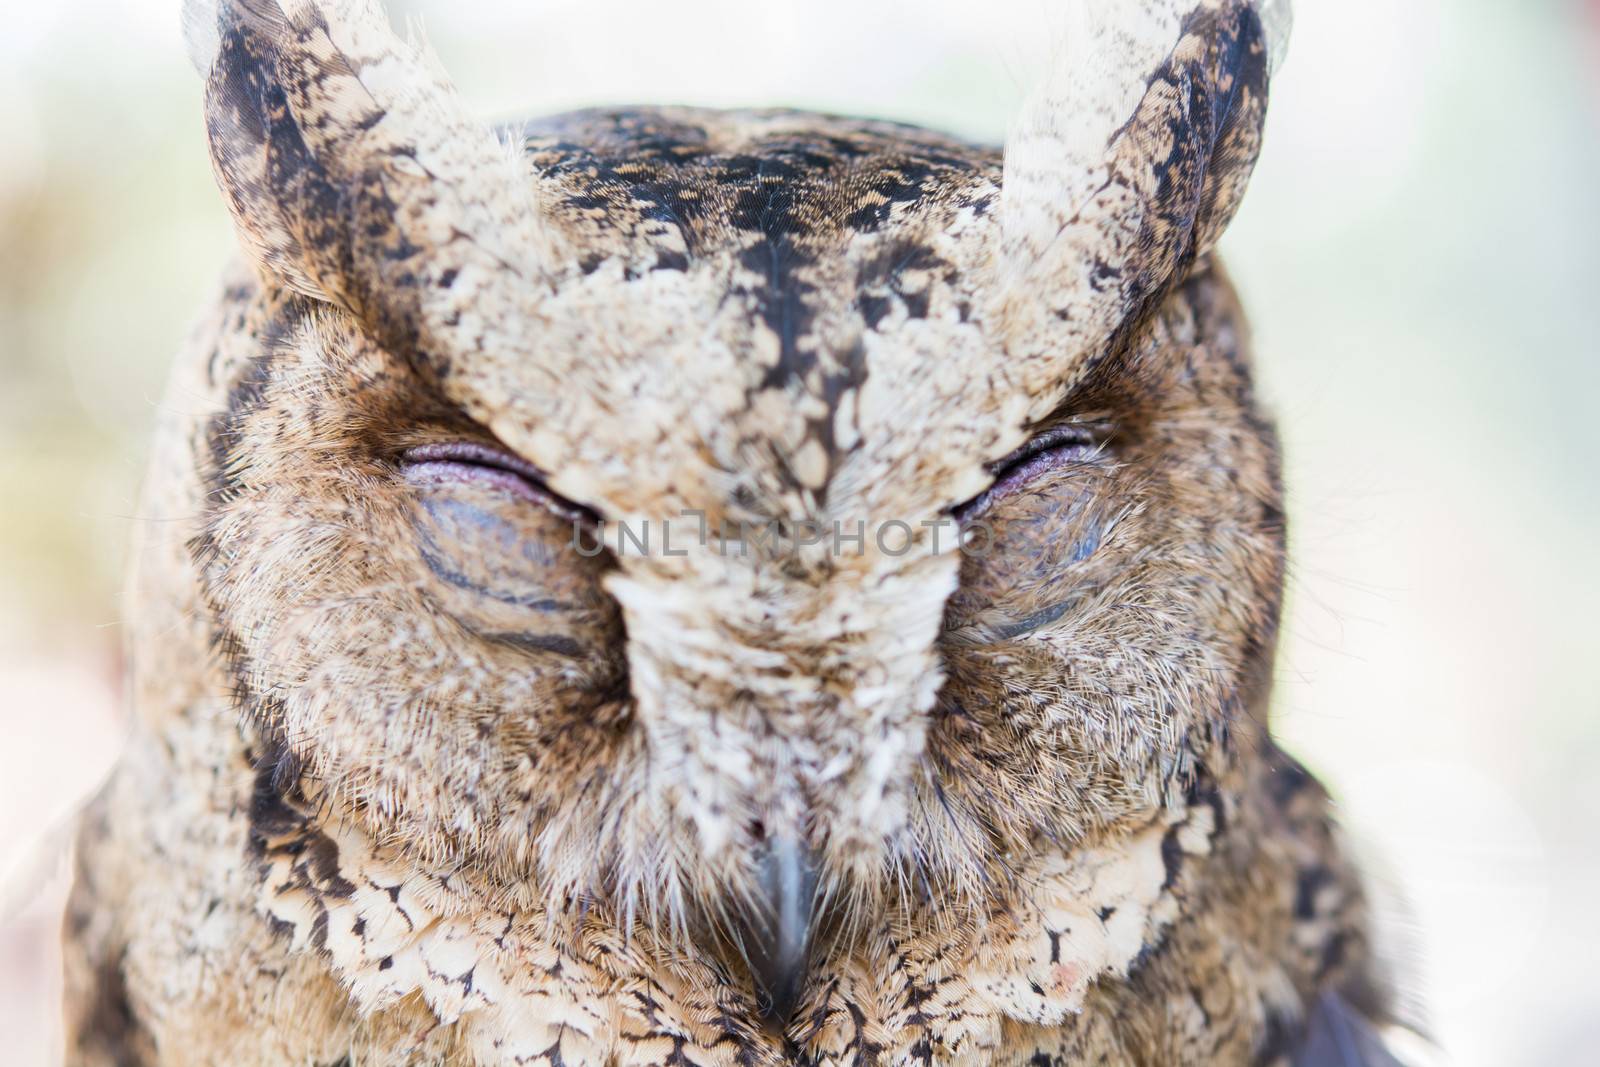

190,0,1284,1010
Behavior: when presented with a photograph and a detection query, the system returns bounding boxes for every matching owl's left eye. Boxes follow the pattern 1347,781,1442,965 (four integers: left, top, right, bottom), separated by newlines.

954,426,1100,522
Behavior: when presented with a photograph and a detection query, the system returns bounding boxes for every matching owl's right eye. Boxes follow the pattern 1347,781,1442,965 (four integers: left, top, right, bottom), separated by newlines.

396,441,620,656
398,441,598,527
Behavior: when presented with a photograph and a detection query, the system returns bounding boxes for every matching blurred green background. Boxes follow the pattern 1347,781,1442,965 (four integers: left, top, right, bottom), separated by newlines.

2,1,1596,1064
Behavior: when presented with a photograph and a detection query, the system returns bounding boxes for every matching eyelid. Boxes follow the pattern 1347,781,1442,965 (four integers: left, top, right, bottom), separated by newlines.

399,442,599,526
403,441,546,482
987,426,1097,472
955,426,1100,522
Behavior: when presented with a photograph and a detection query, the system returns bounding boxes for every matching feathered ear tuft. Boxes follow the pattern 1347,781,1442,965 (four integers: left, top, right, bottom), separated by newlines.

181,0,223,75
997,0,1286,387
1259,0,1294,75
188,0,556,361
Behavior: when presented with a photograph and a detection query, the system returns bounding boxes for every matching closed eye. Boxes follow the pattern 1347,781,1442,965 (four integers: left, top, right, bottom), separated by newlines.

953,426,1101,523
399,442,599,527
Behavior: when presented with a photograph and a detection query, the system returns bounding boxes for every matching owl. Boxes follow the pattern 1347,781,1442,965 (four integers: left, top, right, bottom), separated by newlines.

61,0,1414,1064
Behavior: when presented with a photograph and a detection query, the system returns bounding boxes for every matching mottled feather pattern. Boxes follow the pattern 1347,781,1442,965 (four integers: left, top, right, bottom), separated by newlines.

64,0,1420,1064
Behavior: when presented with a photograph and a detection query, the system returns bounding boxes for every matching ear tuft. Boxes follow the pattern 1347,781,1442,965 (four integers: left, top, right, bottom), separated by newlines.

191,0,557,365
997,0,1285,389
181,0,221,74
1258,0,1293,75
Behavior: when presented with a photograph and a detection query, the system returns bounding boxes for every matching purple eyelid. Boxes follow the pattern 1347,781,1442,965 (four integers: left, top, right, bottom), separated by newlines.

986,448,1080,501
400,443,593,523
956,430,1096,521
402,459,550,504
403,441,546,482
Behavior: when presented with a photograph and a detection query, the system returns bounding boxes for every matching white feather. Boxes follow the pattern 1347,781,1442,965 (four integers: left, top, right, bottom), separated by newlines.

1258,0,1294,74
180,0,223,75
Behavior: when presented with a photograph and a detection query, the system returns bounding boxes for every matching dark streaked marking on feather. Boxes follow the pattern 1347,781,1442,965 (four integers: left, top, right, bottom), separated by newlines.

514,109,996,488
990,597,1083,641
474,630,587,659
415,539,573,613
411,496,578,612
1291,992,1406,1067
75,949,150,1067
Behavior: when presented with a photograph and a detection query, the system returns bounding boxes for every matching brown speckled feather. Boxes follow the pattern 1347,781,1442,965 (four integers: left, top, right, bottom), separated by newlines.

64,0,1416,1064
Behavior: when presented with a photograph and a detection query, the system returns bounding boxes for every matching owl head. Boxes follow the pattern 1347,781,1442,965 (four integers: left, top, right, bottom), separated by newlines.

183,0,1290,1015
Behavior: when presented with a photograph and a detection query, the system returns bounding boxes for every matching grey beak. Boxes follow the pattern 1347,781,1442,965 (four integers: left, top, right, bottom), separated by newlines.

737,837,821,1024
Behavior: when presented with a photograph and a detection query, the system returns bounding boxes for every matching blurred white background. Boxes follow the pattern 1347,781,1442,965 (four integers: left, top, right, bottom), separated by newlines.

2,1,1596,1064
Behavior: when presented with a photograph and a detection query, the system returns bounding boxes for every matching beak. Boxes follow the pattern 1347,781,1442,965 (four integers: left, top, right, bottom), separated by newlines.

735,837,821,1024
